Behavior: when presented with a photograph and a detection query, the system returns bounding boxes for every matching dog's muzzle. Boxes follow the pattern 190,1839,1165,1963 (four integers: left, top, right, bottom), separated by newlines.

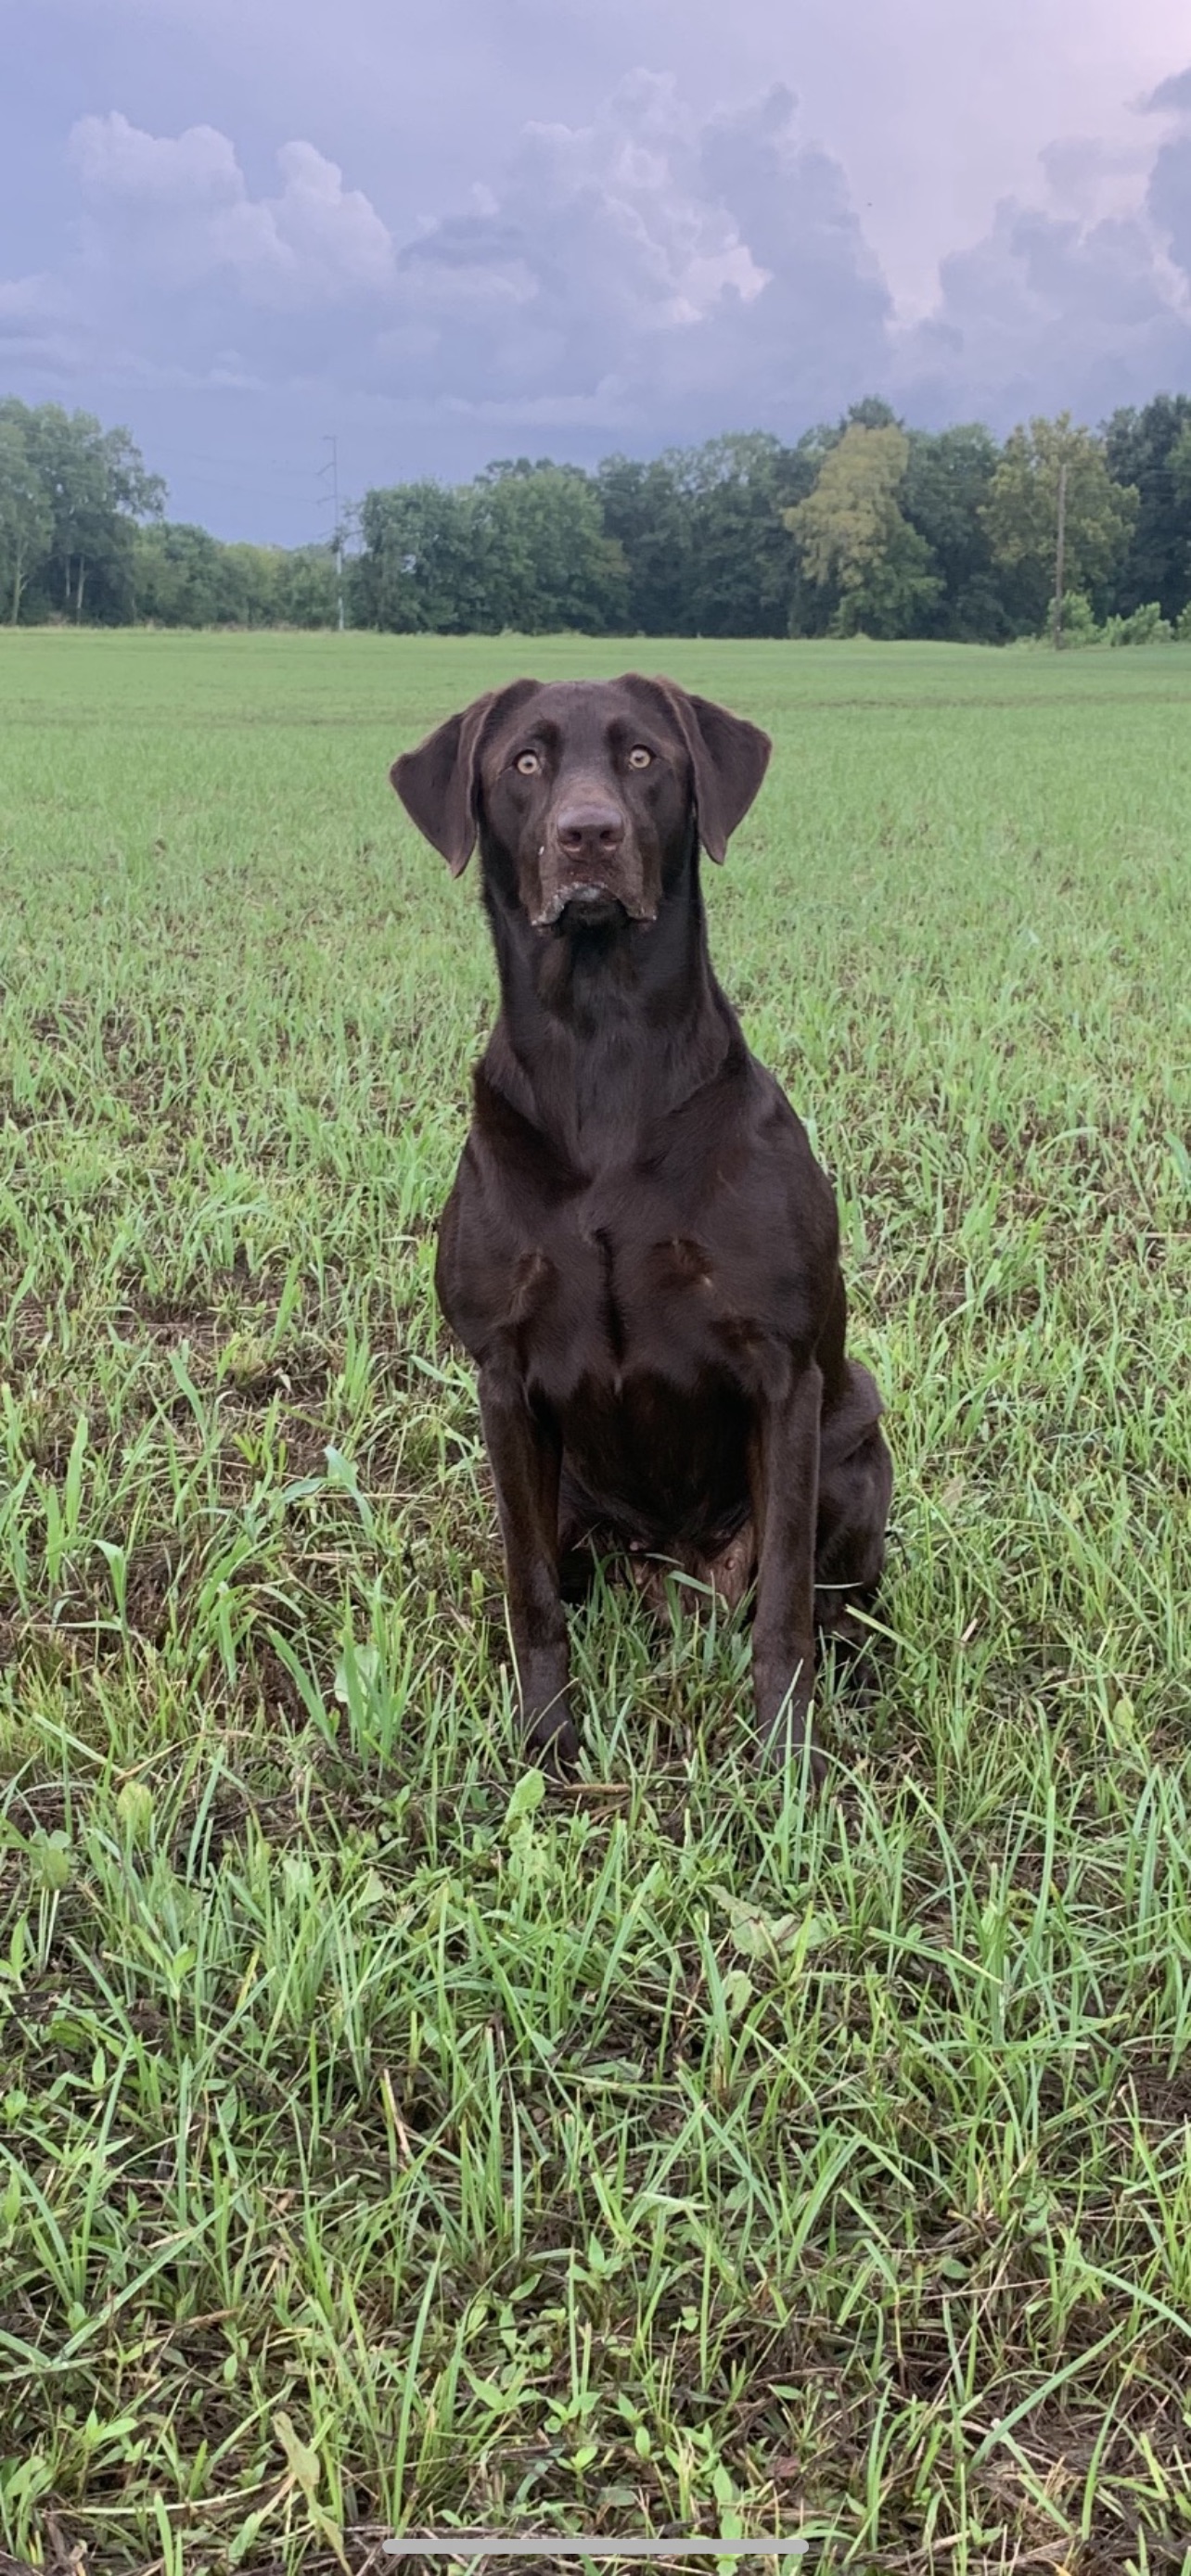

531,843,657,929
531,880,656,928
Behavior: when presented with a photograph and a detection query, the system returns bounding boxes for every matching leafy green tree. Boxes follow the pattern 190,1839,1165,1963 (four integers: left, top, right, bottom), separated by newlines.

273,543,339,628
1103,600,1174,646
595,453,693,632
902,424,1007,639
474,462,628,632
981,414,1138,632
0,410,51,623
355,465,626,634
1172,421,1191,503
354,481,500,632
23,404,164,621
133,522,292,623
1048,591,1102,646
784,422,941,637
596,433,817,636
1103,395,1191,619
133,525,341,627
843,397,902,433
133,521,234,624
673,434,816,637
222,545,285,625
7,386,1187,644
0,401,164,622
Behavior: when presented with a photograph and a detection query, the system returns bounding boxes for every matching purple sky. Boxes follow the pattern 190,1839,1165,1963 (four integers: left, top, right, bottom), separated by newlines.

3,0,1191,542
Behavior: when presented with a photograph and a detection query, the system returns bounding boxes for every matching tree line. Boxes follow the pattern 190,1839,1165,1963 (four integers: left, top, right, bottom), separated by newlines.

4,390,1191,642
0,399,341,631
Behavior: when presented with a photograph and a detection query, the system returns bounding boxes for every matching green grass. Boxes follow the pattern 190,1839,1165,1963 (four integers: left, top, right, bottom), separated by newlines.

0,628,1188,2574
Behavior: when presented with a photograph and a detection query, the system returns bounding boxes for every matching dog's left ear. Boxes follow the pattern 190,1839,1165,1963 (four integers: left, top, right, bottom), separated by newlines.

390,693,496,876
391,679,541,875
663,686,772,864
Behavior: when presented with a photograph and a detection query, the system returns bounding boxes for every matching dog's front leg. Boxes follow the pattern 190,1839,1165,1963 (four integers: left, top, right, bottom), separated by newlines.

749,1357,825,1782
478,1358,578,1766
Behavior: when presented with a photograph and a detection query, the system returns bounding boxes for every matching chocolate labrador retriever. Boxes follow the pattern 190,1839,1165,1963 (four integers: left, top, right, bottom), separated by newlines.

392,676,891,1777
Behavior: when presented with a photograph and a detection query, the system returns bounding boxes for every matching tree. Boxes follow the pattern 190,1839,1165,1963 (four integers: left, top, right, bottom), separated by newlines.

595,453,694,632
220,544,284,626
902,424,1008,640
5,386,1186,643
134,521,232,624
273,543,340,628
668,433,815,637
474,461,629,633
353,481,480,631
355,465,627,635
131,524,347,626
360,434,815,642
981,414,1138,634
842,397,902,433
783,422,941,637
14,403,164,622
0,409,51,623
1103,395,1191,620
1172,421,1191,516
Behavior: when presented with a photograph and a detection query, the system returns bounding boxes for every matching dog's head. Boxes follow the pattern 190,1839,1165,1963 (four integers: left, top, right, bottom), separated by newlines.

391,676,771,932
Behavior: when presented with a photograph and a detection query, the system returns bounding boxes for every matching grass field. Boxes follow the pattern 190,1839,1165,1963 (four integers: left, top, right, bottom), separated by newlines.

0,629,1188,2575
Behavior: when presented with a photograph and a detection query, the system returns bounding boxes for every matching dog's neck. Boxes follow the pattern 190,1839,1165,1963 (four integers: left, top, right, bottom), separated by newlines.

479,829,738,1169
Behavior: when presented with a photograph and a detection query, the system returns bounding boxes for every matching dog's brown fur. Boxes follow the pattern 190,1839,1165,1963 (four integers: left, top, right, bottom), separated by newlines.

393,675,892,1775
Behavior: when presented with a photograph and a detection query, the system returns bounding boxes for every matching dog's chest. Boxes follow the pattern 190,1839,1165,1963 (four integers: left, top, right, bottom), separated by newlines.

440,1085,833,1400
508,1197,759,1406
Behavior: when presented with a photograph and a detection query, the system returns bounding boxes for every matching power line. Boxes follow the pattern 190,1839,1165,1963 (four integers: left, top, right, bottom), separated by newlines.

168,472,324,504
164,447,327,478
317,433,347,632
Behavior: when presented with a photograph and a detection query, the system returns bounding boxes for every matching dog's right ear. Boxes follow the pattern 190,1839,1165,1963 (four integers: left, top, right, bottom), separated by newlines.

391,680,542,876
390,695,496,877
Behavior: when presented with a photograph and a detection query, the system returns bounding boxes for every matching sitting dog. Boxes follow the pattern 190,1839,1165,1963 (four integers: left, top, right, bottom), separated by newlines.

392,676,892,1777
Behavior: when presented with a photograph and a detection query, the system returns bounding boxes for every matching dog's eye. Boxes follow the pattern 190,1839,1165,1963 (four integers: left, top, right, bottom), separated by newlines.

515,750,541,777
627,746,652,769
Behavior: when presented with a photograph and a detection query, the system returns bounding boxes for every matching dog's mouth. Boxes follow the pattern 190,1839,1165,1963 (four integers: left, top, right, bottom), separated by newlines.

532,881,657,929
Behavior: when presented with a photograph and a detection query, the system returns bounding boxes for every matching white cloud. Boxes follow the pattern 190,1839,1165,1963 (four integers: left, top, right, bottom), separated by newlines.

1146,93,1191,277
3,61,1191,500
71,111,243,209
891,69,1191,422
265,140,394,296
69,111,394,303
391,76,889,425
14,78,885,432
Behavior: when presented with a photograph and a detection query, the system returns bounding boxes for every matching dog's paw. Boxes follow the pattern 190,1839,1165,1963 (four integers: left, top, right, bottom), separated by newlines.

524,1702,582,1773
756,1710,827,1792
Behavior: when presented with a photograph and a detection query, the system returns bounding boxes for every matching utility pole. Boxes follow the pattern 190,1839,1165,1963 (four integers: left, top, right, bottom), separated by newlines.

1052,457,1069,651
319,434,346,631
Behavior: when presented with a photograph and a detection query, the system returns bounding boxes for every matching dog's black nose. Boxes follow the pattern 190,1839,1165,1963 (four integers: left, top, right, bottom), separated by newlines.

556,800,626,861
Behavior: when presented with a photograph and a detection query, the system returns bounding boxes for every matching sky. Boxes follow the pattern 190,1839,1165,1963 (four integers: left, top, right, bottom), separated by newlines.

3,0,1191,543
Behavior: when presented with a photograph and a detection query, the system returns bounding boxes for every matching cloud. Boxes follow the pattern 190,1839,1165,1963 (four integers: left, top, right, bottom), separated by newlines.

1146,65,1191,113
892,67,1191,423
690,86,891,410
70,113,395,305
1146,79,1191,277
391,73,890,427
0,267,79,379
895,202,1191,424
3,57,1191,534
4,78,891,439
